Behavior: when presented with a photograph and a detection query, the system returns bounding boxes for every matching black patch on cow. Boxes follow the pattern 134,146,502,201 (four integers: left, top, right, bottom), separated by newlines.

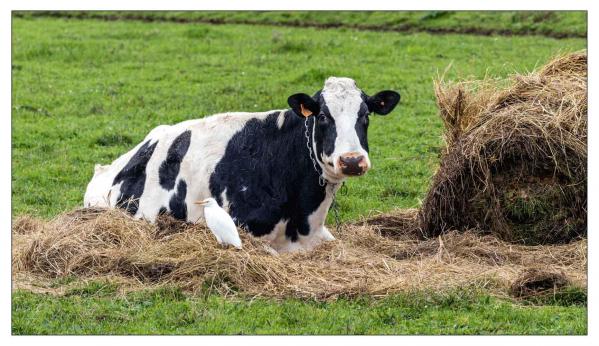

169,179,188,220
355,102,370,152
158,207,168,215
209,111,326,241
112,139,158,214
314,102,337,158
159,130,191,190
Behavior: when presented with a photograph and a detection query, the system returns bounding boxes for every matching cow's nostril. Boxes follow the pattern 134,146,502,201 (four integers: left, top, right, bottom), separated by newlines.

339,155,366,176
339,155,364,165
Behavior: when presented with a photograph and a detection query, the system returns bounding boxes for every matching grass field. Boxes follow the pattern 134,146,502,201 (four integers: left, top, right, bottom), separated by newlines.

11,12,587,334
16,11,587,38
12,286,587,335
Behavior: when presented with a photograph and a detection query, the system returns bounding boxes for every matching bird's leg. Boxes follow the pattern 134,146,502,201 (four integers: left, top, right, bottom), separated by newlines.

317,226,336,241
261,244,280,256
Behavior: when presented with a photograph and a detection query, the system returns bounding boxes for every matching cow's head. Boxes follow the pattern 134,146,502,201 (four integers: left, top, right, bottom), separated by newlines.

288,77,400,180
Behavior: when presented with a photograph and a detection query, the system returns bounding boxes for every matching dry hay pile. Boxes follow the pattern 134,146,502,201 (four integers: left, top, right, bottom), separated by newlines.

419,51,587,244
12,208,586,300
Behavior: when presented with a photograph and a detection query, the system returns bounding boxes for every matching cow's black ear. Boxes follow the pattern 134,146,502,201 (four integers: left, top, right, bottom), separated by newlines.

288,93,320,118
367,90,400,115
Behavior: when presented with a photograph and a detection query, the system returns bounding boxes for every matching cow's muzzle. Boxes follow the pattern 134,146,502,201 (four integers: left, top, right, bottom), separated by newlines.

338,152,369,176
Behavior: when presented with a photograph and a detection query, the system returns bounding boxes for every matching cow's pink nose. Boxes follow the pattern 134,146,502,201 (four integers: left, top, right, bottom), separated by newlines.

338,153,368,176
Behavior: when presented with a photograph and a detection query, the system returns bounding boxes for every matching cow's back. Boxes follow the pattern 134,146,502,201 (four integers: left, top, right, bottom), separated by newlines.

84,111,285,223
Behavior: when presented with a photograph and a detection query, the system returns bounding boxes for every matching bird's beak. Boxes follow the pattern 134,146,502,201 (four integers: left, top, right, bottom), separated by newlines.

194,200,208,206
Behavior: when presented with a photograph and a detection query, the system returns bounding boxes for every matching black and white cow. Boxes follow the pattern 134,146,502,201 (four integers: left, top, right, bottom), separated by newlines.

84,77,400,252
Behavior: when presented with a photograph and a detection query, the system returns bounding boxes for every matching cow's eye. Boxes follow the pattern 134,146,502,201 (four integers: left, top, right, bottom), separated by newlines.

317,113,328,124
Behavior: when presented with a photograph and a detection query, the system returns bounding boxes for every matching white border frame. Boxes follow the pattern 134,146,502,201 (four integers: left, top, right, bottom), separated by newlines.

1,1,594,345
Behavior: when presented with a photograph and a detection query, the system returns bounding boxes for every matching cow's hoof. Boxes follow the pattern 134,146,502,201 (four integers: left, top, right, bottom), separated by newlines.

320,227,336,241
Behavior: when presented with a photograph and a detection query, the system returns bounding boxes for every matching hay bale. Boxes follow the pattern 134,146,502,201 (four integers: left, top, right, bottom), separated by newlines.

419,51,587,244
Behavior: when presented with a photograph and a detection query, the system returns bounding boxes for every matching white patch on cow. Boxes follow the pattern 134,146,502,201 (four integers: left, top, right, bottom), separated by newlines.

83,169,114,208
94,164,109,174
320,77,372,178
240,186,248,192
276,110,286,129
219,189,230,213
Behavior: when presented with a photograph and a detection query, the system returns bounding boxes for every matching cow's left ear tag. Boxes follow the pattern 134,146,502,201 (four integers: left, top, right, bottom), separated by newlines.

300,104,313,118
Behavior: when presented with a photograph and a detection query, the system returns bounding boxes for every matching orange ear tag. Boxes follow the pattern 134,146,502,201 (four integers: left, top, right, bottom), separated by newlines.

300,104,313,117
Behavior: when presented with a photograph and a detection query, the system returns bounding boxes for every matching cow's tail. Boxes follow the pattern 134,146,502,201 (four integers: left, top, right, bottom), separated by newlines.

84,163,117,208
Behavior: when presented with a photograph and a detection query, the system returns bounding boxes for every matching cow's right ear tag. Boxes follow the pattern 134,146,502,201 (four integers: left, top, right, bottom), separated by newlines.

300,104,313,117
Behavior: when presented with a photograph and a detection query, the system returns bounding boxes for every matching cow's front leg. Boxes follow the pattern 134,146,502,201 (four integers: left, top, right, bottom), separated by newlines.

294,183,340,251
273,224,336,253
312,183,340,239
267,212,333,254
296,225,336,252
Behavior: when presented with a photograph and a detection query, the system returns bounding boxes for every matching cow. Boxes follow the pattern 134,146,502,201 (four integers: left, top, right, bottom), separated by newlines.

84,77,400,252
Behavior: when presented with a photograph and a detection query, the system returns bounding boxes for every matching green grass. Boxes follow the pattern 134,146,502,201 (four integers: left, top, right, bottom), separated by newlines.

11,16,585,221
12,286,587,335
16,10,587,38
11,14,587,334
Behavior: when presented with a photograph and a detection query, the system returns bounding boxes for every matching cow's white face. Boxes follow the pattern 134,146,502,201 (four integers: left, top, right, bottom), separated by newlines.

288,77,401,181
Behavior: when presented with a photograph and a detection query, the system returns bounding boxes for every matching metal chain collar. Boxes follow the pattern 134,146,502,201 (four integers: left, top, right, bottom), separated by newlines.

304,117,326,187
304,117,342,232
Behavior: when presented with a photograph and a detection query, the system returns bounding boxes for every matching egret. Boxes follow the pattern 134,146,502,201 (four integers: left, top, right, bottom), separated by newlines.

195,198,242,249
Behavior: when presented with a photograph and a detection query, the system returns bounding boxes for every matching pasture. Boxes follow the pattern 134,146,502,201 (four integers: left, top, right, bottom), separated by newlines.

11,12,587,334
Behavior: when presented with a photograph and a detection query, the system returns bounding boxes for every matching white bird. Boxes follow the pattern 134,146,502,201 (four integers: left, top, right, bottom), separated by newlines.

195,198,242,249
